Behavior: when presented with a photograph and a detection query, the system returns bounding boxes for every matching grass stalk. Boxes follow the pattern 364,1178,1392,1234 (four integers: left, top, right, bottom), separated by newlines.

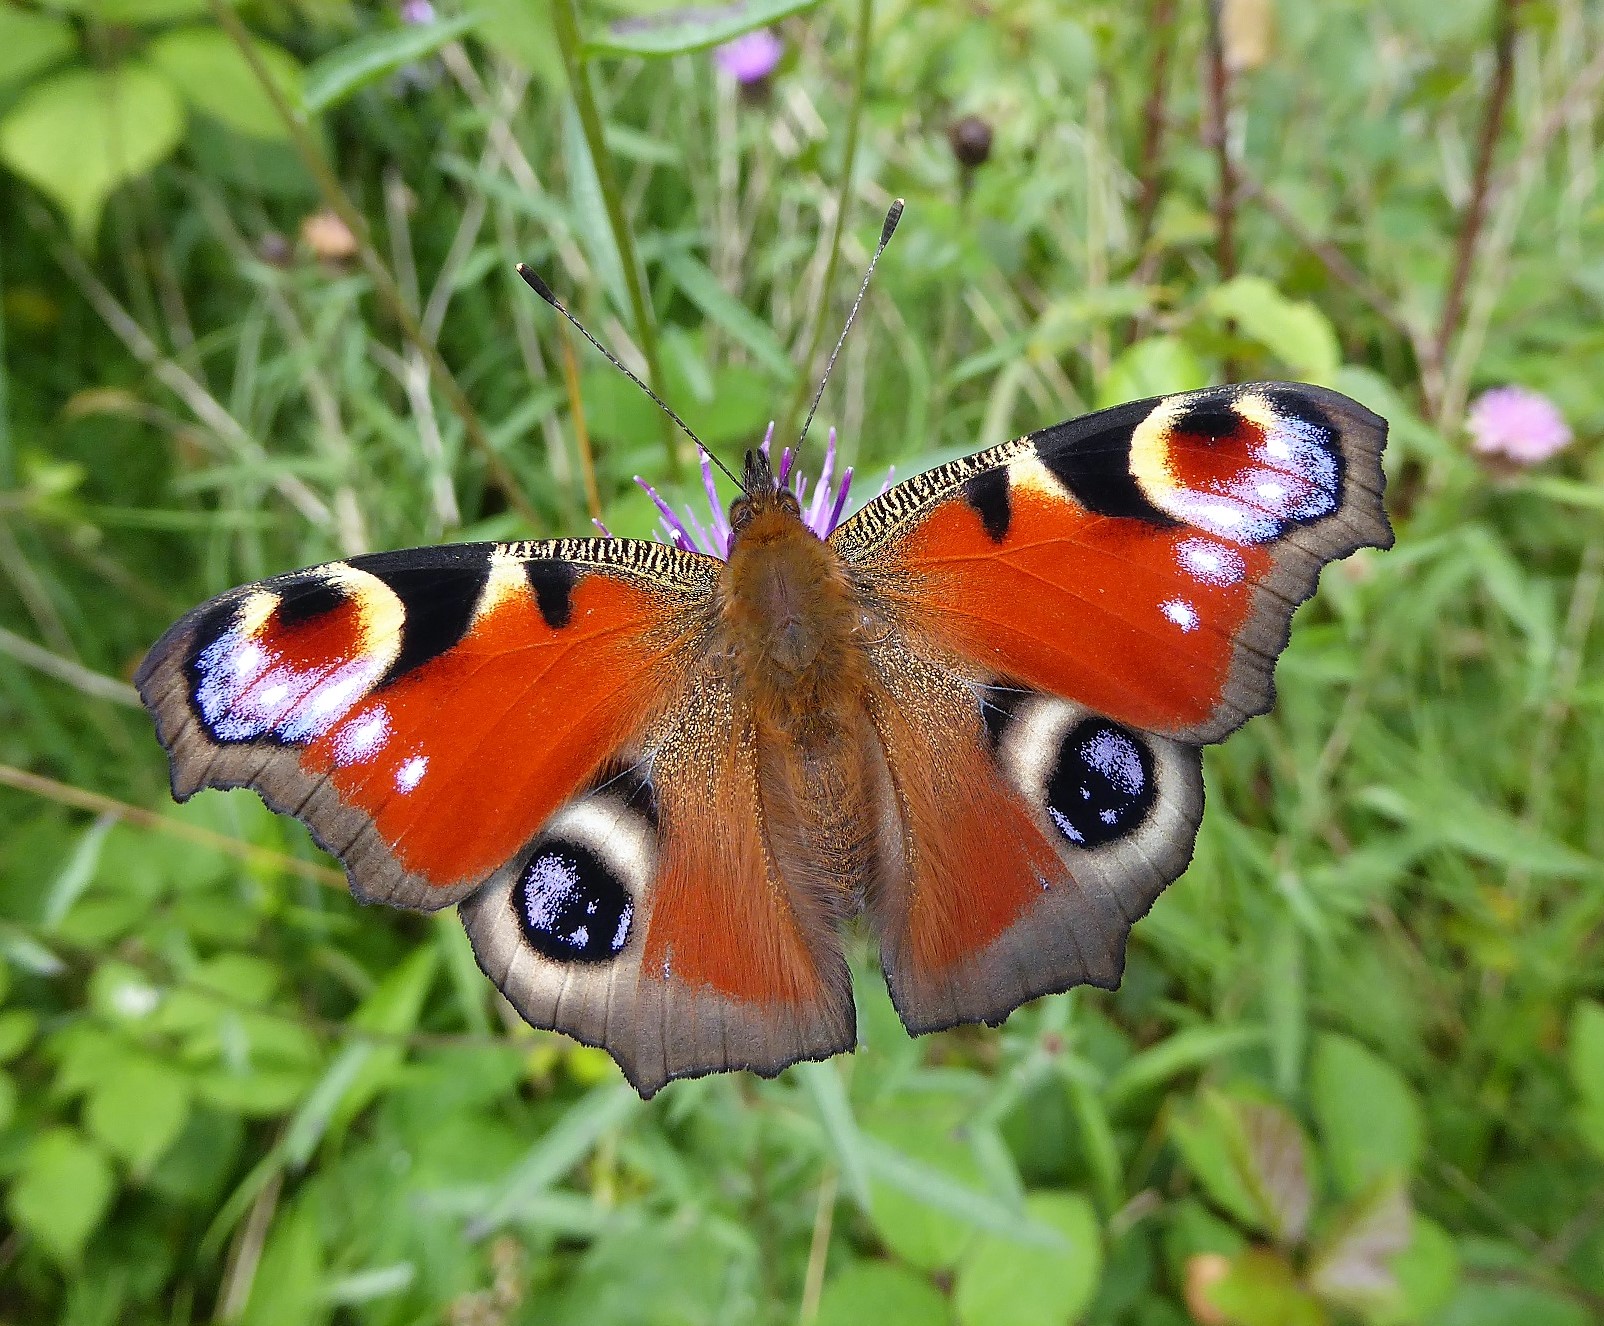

206,0,545,531
550,0,681,478
776,0,874,453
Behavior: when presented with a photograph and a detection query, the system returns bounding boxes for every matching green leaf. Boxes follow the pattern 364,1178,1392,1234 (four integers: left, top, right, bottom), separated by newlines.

0,63,185,245
1095,336,1208,409
1169,1090,1312,1244
240,1193,326,1326
0,1008,38,1061
472,0,564,91
1382,1215,1459,1325
586,0,821,57
1569,1000,1604,1158
816,1262,952,1326
661,250,795,380
1107,1025,1266,1105
84,1055,192,1176
0,7,75,89
53,0,212,20
147,27,303,141
6,1128,115,1265
303,13,477,113
1309,1033,1424,1194
1205,1248,1325,1326
1205,276,1342,382
954,1191,1102,1326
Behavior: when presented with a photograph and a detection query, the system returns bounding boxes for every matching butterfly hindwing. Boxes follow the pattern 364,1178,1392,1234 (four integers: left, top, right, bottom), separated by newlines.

136,538,718,908
460,668,857,1098
836,382,1392,744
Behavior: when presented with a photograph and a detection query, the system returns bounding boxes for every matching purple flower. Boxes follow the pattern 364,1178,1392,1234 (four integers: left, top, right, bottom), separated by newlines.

715,28,783,85
597,424,892,559
1467,386,1573,465
400,0,435,23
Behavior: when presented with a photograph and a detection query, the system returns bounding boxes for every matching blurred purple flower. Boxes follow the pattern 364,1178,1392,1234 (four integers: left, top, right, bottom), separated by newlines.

598,424,891,559
400,0,435,23
1467,386,1573,465
715,28,783,85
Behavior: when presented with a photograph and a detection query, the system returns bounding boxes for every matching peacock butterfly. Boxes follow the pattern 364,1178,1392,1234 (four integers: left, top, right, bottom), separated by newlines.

136,205,1391,1096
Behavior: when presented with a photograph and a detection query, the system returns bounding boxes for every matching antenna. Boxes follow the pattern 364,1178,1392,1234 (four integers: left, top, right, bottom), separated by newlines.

516,264,747,494
796,198,904,454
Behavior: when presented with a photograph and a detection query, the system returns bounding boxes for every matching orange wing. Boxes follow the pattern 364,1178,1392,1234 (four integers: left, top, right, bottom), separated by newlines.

834,382,1389,1029
836,382,1391,744
138,537,854,1095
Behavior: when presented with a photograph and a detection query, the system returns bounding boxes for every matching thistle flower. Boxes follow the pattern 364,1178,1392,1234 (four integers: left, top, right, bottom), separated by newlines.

1467,386,1573,465
715,28,783,86
603,424,889,559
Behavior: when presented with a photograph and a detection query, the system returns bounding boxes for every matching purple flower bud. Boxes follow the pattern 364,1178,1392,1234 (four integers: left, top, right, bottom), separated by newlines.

715,28,783,85
400,0,436,23
1467,386,1573,466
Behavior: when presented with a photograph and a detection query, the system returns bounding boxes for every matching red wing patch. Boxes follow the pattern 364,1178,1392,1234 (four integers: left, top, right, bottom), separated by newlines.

299,569,677,887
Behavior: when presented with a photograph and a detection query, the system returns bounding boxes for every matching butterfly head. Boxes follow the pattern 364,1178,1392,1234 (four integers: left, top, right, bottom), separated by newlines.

729,447,805,543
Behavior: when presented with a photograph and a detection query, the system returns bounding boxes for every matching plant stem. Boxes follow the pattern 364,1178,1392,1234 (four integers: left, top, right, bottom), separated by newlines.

1204,0,1238,380
550,0,680,478
1435,0,1521,370
777,0,874,453
207,0,544,531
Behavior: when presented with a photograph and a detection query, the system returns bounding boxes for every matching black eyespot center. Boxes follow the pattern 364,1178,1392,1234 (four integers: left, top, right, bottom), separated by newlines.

1045,719,1157,850
515,839,633,964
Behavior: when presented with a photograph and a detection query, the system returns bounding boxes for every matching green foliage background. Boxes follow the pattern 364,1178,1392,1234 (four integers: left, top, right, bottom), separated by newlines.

1,0,1602,1323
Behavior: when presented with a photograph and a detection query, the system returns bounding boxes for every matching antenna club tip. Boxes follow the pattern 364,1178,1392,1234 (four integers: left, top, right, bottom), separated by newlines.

516,263,559,306
881,199,905,242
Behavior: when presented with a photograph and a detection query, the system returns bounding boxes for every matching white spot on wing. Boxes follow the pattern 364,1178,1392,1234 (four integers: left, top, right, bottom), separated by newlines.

396,755,428,793
1176,537,1245,587
1161,598,1199,632
334,707,390,765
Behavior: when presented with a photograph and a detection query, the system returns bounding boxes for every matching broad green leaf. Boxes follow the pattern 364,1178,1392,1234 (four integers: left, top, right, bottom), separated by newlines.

84,1055,191,1175
6,1128,115,1265
1207,275,1342,382
816,1262,951,1326
1169,1090,1312,1244
1309,1033,1424,1194
0,64,185,245
472,0,564,90
1095,336,1207,409
1568,1000,1604,1157
0,7,75,89
1385,1215,1460,1325
147,27,303,141
861,1106,1060,1270
0,1071,16,1132
0,1008,38,1061
587,0,821,57
954,1191,1102,1326
1205,1248,1325,1326
303,13,477,112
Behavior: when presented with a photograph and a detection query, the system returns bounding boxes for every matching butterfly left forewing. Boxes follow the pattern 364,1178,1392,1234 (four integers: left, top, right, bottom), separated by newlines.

136,538,716,909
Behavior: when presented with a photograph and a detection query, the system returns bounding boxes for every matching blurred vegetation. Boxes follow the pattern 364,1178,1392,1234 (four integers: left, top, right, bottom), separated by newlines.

1,0,1603,1323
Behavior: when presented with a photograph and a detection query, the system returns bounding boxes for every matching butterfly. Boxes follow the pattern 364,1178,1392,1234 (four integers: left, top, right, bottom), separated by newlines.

136,223,1390,1098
